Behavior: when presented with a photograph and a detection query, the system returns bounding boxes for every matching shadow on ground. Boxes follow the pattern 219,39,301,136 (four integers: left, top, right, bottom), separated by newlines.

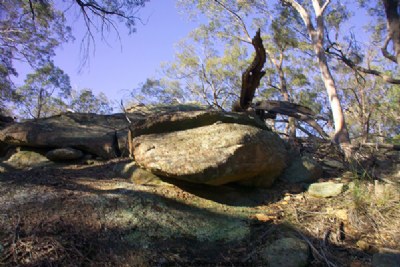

0,160,390,266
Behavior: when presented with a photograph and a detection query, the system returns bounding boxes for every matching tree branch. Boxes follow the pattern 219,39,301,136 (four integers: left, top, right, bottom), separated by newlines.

283,0,315,35
381,35,397,63
326,42,400,84
214,0,252,42
28,0,35,21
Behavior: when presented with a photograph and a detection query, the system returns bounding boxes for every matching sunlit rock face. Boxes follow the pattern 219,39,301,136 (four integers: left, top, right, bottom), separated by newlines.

131,111,287,187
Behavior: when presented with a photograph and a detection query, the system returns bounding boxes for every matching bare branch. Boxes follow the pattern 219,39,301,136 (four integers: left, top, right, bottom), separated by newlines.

320,0,331,14
214,0,252,42
326,42,400,84
283,0,315,35
381,35,397,63
28,0,35,21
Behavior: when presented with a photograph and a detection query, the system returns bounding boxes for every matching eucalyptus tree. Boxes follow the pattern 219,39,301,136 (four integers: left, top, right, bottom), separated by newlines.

266,0,352,151
132,78,186,105
68,88,114,114
15,62,71,119
0,0,148,112
177,0,332,140
326,1,400,85
159,26,249,109
334,48,400,143
380,0,400,65
0,0,71,110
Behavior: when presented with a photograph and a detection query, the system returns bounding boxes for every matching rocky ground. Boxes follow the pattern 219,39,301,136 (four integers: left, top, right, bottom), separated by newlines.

0,152,399,266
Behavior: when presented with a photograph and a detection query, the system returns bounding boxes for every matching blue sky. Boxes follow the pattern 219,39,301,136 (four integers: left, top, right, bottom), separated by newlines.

16,0,199,102
13,0,370,106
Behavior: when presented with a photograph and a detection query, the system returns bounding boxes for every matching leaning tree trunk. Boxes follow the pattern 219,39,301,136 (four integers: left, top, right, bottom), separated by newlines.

313,42,350,145
382,0,400,64
275,52,296,141
283,0,351,156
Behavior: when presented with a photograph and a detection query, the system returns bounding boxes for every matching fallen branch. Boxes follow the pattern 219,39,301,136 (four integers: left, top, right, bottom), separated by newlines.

355,142,400,151
254,100,329,139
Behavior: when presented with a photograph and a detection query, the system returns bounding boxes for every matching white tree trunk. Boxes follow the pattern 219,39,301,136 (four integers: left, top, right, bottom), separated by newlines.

283,0,351,149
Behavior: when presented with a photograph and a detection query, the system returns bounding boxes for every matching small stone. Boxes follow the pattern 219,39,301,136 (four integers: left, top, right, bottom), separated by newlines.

254,213,275,222
261,237,310,267
307,182,344,198
283,195,291,201
46,147,84,161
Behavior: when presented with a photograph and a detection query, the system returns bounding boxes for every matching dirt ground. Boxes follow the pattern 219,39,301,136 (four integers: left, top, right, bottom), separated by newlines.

0,157,399,266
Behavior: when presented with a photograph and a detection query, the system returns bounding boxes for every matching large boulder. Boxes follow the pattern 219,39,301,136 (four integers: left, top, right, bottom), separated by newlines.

0,113,144,159
129,109,268,137
131,117,287,187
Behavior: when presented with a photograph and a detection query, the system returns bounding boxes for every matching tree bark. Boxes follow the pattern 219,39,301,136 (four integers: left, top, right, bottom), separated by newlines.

282,0,351,150
272,50,297,140
382,0,400,64
240,29,267,110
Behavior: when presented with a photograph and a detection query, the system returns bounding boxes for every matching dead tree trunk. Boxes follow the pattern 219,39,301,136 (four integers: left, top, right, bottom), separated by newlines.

239,29,267,110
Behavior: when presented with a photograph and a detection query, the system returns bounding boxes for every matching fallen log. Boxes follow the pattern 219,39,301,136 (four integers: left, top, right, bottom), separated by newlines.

253,100,329,139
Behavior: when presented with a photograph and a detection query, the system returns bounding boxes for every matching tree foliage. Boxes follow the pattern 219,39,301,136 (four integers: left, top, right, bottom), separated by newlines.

69,88,114,114
0,0,148,112
15,62,71,119
139,0,397,143
0,0,71,110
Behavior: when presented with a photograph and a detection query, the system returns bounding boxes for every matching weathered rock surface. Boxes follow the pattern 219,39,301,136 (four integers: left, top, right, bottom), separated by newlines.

132,122,287,187
307,181,344,198
0,149,51,171
113,161,168,186
0,113,143,159
260,237,310,267
280,155,322,183
129,110,268,138
46,147,84,161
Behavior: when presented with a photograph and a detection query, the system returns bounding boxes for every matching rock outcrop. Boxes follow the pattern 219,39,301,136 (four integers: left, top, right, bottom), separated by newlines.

131,111,287,187
0,112,144,159
1,108,289,188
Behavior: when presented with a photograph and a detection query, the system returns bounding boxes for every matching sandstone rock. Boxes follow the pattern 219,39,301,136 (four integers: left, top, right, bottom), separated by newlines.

307,182,344,198
132,123,287,187
280,155,322,183
0,113,143,159
46,147,84,161
260,237,310,267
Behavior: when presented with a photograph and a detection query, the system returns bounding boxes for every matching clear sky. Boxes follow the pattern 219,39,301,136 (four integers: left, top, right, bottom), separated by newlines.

13,0,370,106
16,0,199,103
